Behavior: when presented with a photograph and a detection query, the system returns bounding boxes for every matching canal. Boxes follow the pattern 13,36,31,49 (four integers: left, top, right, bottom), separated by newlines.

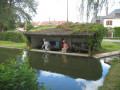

0,48,116,90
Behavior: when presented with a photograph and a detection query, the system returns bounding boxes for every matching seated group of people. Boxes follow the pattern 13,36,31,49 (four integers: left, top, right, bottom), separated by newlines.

42,39,69,52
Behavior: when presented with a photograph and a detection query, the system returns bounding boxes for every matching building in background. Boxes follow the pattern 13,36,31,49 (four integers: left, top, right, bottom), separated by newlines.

92,9,120,28
92,9,120,38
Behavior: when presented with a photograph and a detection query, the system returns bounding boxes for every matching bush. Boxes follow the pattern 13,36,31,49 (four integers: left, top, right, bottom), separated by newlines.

0,31,27,43
91,24,107,52
114,27,120,37
0,59,38,89
0,53,45,90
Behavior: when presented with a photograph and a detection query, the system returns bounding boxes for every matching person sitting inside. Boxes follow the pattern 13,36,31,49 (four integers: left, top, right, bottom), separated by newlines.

62,40,69,53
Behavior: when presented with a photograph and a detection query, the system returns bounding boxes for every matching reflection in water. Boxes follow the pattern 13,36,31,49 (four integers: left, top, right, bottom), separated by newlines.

41,71,64,77
62,55,69,67
75,78,104,90
0,48,21,63
21,51,27,61
42,53,50,66
36,60,110,90
28,51,102,80
27,51,112,90
0,48,114,90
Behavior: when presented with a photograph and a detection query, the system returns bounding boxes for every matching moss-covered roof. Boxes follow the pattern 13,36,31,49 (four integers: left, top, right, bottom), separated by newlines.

24,28,95,36
24,23,106,36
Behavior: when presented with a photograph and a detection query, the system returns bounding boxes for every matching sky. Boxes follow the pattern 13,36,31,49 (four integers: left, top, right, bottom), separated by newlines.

32,0,120,23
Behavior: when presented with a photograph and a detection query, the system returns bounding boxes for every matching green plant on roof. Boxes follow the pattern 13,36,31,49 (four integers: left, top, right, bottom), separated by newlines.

29,25,57,32
57,23,103,33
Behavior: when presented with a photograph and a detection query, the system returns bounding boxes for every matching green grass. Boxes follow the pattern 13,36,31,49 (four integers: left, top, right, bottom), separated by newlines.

99,58,120,90
101,41,120,51
0,41,26,49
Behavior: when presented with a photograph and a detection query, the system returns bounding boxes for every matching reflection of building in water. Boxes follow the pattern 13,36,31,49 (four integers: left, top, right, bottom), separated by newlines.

42,53,50,66
28,51,102,80
62,55,69,64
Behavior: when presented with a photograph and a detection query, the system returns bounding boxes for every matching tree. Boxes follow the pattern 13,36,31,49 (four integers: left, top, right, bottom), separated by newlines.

16,22,25,28
26,22,34,32
0,0,37,31
79,0,119,22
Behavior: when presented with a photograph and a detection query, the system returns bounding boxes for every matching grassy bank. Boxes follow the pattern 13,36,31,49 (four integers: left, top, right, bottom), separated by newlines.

99,58,120,90
0,41,26,49
102,41,120,51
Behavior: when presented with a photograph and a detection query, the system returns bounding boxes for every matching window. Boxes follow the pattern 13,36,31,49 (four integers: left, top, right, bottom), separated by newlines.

106,21,112,25
116,13,120,17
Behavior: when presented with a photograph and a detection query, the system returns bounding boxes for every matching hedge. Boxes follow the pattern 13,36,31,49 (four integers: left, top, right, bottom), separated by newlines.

114,27,120,37
0,31,27,43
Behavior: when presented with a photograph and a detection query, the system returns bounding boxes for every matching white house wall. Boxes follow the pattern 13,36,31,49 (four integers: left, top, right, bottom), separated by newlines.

104,18,120,28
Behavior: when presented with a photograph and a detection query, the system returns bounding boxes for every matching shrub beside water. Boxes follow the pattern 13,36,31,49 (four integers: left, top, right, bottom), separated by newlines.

0,56,45,90
0,31,27,43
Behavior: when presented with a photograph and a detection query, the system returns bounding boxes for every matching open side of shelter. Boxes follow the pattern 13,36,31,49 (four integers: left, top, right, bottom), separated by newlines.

24,28,95,53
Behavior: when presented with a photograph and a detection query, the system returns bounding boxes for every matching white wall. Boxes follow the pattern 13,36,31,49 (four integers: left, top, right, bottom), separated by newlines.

103,18,120,28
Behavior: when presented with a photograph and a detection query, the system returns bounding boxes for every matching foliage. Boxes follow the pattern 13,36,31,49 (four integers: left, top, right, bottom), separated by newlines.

90,24,107,55
16,22,25,28
26,23,34,32
57,24,72,31
0,0,37,31
29,25,57,32
57,23,101,33
0,31,27,43
0,53,44,90
114,27,120,37
7,19,16,30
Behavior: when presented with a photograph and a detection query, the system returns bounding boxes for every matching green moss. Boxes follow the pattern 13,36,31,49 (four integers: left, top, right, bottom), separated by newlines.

29,25,57,32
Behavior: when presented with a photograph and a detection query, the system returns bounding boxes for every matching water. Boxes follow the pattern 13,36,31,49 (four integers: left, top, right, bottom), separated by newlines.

0,48,114,90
